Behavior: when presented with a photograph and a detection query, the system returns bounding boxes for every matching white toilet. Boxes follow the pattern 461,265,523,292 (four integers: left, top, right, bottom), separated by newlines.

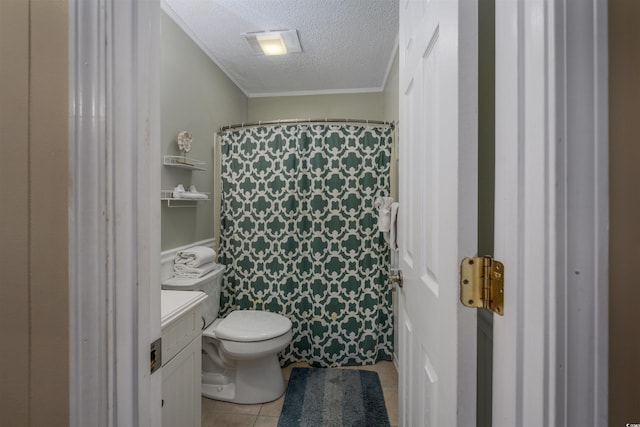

162,263,292,404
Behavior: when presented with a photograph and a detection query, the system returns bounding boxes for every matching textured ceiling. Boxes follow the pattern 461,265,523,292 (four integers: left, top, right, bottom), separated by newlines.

162,0,399,97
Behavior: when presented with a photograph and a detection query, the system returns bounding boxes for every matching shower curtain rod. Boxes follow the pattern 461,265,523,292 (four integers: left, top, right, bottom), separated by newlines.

218,118,395,133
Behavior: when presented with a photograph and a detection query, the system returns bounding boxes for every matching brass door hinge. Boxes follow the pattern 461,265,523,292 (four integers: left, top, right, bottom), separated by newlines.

460,256,504,316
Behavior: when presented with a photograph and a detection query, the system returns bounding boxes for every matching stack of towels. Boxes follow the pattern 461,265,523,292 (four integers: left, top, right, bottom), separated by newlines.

172,184,208,200
173,245,217,278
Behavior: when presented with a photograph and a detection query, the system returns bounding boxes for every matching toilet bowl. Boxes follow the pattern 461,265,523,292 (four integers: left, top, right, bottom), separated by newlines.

162,263,292,404
201,310,292,403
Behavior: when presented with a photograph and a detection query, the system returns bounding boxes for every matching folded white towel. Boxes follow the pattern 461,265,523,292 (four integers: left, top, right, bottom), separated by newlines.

172,184,208,200
172,184,186,199
173,262,217,278
179,192,208,200
174,246,216,267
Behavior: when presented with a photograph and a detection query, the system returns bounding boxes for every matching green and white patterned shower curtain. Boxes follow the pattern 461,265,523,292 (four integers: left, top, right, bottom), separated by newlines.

219,123,393,367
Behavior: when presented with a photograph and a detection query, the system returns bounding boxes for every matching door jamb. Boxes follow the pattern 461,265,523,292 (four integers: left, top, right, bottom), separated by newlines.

68,0,162,425
553,1,608,425
493,1,608,426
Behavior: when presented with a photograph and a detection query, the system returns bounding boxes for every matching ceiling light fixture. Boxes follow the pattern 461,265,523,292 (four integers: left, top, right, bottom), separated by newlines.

243,30,302,56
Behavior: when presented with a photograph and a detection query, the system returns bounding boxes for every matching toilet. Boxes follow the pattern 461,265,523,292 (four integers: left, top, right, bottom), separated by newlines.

162,263,292,404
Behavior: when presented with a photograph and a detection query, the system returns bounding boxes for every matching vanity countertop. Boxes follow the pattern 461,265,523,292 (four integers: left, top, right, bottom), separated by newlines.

161,290,207,329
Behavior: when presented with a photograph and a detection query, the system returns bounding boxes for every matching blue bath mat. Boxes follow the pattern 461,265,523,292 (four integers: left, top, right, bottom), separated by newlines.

278,367,390,427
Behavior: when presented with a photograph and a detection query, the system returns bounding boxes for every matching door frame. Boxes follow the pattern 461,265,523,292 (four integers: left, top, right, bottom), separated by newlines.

492,0,608,426
68,0,161,425
67,0,608,425
552,1,608,424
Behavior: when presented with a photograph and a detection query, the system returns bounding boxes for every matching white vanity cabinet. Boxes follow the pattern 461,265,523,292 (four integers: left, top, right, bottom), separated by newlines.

161,290,207,427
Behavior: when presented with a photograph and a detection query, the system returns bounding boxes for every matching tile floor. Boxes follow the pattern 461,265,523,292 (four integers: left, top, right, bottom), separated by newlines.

201,361,399,427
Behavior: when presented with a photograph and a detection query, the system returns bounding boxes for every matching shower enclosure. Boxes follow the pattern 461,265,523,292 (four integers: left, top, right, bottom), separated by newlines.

218,121,393,367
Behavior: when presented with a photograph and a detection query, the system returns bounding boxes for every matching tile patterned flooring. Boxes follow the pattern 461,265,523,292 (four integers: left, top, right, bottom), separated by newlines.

201,361,399,427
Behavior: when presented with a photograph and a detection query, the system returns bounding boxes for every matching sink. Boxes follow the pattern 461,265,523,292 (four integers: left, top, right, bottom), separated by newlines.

161,289,207,328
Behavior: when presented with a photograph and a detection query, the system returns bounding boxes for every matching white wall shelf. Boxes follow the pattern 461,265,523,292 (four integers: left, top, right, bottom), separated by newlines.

163,155,206,171
162,153,209,207
161,190,210,208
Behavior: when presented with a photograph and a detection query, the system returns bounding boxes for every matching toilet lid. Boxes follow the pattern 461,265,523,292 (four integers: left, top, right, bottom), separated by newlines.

213,310,292,342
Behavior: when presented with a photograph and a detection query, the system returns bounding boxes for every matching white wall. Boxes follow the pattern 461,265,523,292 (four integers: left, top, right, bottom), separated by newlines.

161,11,247,250
248,92,385,122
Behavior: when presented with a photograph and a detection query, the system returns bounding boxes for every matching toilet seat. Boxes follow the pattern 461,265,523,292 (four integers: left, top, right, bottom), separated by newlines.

207,310,292,342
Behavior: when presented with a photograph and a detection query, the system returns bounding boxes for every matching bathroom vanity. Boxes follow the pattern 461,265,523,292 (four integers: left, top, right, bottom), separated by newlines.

161,290,207,427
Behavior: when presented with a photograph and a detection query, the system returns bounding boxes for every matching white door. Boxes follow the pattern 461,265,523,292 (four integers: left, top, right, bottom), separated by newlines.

398,2,607,426
398,1,478,426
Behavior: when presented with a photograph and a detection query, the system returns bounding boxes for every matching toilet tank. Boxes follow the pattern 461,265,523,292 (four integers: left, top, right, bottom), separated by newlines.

162,263,226,328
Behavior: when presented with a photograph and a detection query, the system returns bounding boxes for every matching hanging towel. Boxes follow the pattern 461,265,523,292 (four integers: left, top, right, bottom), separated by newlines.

389,202,400,251
374,196,394,232
173,262,217,278
174,246,216,268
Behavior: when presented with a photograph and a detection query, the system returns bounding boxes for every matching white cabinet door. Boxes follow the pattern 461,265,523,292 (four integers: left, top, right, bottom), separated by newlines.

398,1,477,426
162,337,201,427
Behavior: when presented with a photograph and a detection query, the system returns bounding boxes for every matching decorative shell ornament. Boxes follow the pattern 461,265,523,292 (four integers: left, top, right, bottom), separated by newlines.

177,131,193,153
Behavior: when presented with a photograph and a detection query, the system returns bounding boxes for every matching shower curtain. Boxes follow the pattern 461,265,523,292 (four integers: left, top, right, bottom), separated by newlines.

218,123,393,367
